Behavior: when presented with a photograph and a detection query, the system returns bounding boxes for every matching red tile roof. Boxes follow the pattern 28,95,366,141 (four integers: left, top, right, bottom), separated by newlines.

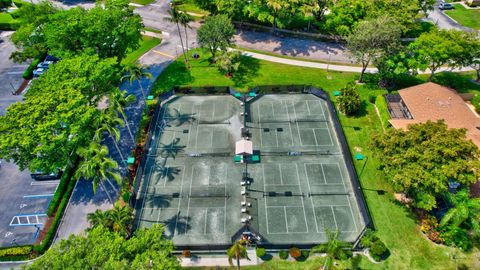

389,82,480,147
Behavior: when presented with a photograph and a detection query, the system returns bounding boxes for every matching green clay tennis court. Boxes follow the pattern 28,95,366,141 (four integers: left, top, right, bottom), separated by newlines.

133,91,369,249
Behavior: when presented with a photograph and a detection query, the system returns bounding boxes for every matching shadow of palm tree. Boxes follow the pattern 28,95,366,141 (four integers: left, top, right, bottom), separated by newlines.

162,212,191,238
158,138,186,158
232,56,260,87
164,108,196,127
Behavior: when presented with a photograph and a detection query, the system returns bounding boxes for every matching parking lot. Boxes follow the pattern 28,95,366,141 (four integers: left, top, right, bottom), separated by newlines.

0,31,58,247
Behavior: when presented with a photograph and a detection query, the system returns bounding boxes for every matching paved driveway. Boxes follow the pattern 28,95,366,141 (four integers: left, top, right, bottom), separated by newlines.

425,0,476,32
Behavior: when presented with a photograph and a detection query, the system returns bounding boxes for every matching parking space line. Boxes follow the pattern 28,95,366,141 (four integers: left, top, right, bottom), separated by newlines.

30,181,59,186
23,194,54,199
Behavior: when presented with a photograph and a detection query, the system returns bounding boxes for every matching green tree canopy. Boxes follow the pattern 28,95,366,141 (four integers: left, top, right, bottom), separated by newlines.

11,0,142,62
346,16,402,82
215,50,241,76
451,32,480,82
197,14,235,60
409,29,464,81
372,121,480,210
0,87,98,173
26,55,120,105
24,225,180,270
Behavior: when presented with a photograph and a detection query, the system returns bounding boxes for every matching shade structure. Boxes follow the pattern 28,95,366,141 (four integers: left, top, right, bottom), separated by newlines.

235,139,253,155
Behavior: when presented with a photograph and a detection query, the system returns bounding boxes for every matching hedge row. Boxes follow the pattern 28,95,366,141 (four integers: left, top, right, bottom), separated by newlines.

22,58,42,80
47,157,78,216
0,21,19,30
34,168,77,254
375,95,391,129
0,246,32,257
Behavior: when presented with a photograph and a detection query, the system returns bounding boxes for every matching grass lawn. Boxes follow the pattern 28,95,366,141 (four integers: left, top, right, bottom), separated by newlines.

143,27,162,34
172,0,210,16
121,35,161,66
129,0,156,5
0,12,14,23
154,49,480,269
445,4,480,30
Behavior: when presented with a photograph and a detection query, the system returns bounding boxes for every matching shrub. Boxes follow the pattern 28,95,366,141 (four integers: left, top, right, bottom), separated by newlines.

256,247,266,258
47,157,78,216
337,82,361,116
471,94,480,113
289,247,301,259
440,226,472,251
360,229,378,248
301,250,309,260
279,250,289,260
419,215,444,244
22,58,42,79
34,168,77,253
182,250,191,257
370,240,387,261
0,246,32,257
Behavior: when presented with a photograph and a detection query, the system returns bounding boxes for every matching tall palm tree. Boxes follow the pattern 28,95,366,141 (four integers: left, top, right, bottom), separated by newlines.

227,239,249,270
179,12,194,56
95,109,126,166
109,204,134,237
75,141,122,193
121,64,153,104
440,189,480,237
87,209,112,229
164,7,189,65
311,230,351,270
108,88,136,143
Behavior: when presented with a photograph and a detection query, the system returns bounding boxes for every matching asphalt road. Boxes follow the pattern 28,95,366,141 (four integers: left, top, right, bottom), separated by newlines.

425,0,476,32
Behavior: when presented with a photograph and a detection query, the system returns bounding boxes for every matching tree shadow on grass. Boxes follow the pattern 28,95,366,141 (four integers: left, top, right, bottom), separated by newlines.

232,56,261,88
151,61,194,95
432,72,480,93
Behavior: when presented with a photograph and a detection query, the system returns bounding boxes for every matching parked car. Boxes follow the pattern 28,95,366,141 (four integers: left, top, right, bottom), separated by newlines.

439,3,454,10
45,55,60,62
31,170,63,181
37,61,54,69
32,68,45,77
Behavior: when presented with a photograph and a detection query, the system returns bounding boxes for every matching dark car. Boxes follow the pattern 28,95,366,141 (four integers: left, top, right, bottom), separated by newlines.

439,3,454,10
31,171,63,181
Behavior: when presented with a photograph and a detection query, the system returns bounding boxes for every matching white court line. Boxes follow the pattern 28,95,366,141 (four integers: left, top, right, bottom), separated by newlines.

210,128,214,149
156,208,163,223
331,206,339,230
204,209,208,234
323,126,334,146
212,102,216,122
304,163,320,233
288,121,294,146
292,101,303,146
275,124,279,147
319,164,327,184
347,199,359,232
183,165,194,234
224,166,227,235
283,100,291,121
296,164,309,233
263,164,270,234
279,164,283,185
283,207,289,233
312,129,319,146
173,163,186,234
305,100,311,115
318,100,326,120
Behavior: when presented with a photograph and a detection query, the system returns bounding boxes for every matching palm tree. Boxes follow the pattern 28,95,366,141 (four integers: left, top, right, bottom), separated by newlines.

95,109,126,166
164,7,189,65
75,141,122,193
108,88,136,143
121,64,153,104
227,239,249,270
311,230,351,270
440,189,480,237
109,204,134,237
179,12,194,56
87,209,111,229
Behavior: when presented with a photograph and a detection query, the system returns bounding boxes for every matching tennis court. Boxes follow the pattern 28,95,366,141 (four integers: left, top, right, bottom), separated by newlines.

133,92,369,248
